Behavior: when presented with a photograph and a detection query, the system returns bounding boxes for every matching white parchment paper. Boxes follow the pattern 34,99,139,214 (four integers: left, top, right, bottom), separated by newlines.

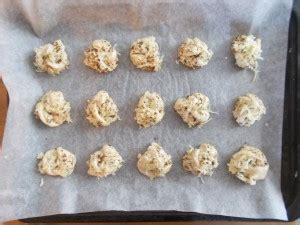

0,0,292,221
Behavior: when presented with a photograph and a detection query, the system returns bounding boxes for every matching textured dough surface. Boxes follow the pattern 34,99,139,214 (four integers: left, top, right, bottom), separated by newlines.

34,40,69,75
174,92,211,128
130,36,162,72
87,145,123,178
84,39,119,73
34,90,71,127
137,142,172,179
37,147,76,177
178,38,213,69
86,91,120,127
233,93,266,127
183,143,219,176
135,91,165,128
228,145,269,185
232,34,262,73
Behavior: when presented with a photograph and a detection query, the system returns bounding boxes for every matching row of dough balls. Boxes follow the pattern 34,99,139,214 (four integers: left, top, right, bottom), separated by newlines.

34,35,262,75
34,90,266,128
37,143,269,185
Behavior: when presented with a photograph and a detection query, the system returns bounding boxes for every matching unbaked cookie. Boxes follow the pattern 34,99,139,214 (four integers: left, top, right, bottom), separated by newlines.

34,40,69,75
174,92,211,128
87,145,123,178
232,34,262,77
178,38,213,69
86,91,120,127
137,142,172,179
182,143,219,177
233,93,266,127
34,90,71,127
228,145,269,185
130,36,162,72
135,91,165,128
37,147,76,177
84,39,119,73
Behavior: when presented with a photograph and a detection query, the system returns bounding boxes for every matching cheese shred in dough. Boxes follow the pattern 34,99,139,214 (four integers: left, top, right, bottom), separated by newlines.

135,91,165,128
178,38,213,69
86,91,120,127
137,143,172,179
37,147,76,177
34,40,69,75
228,145,269,185
233,93,266,127
130,36,162,72
34,91,72,127
87,145,124,178
174,93,211,128
183,143,219,177
84,39,119,73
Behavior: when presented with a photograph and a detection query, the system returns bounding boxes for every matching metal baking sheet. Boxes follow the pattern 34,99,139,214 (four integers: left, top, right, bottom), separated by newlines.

0,0,293,221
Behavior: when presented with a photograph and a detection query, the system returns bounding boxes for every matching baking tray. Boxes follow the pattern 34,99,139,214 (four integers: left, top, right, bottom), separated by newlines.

20,0,300,222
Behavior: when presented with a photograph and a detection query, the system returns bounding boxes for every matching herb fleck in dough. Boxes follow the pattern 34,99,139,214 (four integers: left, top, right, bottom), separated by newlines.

37,147,76,177
137,143,172,180
178,38,213,69
232,34,262,78
87,145,123,178
130,36,162,72
174,92,211,128
84,39,119,73
233,93,266,127
183,143,219,177
135,91,165,128
34,40,69,75
34,91,71,127
228,145,269,185
86,91,120,127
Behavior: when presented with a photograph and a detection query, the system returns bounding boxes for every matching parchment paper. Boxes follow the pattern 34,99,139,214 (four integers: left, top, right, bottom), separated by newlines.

0,0,292,221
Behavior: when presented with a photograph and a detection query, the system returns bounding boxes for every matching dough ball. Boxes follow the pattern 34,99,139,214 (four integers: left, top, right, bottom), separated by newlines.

86,91,120,127
34,91,72,127
228,145,269,185
178,38,213,69
34,40,69,75
174,92,211,128
87,145,124,178
232,34,262,73
130,36,162,72
137,142,172,179
37,147,76,177
84,39,119,73
182,143,219,177
135,91,165,128
233,93,266,127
